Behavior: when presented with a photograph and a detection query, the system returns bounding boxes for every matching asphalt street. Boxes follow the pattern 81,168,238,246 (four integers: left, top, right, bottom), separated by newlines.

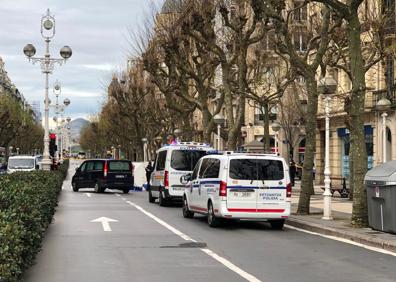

24,161,396,282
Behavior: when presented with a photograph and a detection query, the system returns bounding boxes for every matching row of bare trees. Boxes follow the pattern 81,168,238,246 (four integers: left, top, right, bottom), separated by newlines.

0,94,43,156
82,0,389,227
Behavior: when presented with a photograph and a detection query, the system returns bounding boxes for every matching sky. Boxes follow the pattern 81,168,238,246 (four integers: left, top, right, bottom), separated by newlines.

0,0,164,125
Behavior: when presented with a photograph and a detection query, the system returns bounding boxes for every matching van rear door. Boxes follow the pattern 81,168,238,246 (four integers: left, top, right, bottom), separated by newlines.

255,158,287,213
226,156,259,212
107,160,133,186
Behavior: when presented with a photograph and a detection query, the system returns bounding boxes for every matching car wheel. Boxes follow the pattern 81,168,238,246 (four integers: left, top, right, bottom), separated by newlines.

72,182,78,192
182,197,194,218
148,190,156,203
158,190,167,207
94,182,102,193
207,201,221,227
269,219,285,230
123,188,129,194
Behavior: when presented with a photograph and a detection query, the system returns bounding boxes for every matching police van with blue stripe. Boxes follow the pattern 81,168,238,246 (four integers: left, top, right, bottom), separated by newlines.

181,152,291,229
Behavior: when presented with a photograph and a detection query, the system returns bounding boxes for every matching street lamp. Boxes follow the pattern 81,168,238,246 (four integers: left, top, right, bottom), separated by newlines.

142,138,148,162
213,113,225,150
23,9,72,170
174,128,183,142
271,121,281,155
376,97,391,163
318,76,337,220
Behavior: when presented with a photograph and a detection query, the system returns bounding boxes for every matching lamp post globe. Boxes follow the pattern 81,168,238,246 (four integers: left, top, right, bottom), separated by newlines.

23,44,36,58
63,98,70,106
173,128,183,137
271,121,281,133
53,116,57,122
66,116,71,123
43,19,54,30
318,76,337,95
60,46,72,59
213,113,225,125
376,97,391,112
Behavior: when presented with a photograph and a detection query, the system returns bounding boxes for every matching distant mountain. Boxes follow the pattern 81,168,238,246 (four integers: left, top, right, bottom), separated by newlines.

69,118,89,142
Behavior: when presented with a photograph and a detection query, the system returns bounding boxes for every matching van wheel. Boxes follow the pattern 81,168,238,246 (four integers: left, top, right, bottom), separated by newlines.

182,197,194,218
158,190,167,207
207,202,221,227
123,188,129,194
94,182,103,193
269,219,285,230
148,190,156,203
72,182,78,192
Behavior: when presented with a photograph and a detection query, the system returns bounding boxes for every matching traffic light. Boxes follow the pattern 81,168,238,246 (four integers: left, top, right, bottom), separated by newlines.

49,134,57,157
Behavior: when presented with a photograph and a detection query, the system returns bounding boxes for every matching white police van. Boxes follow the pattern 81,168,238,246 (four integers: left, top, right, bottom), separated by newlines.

149,142,215,206
182,153,291,229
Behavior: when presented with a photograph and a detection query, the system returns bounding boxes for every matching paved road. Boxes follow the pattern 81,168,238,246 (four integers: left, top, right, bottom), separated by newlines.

24,161,396,282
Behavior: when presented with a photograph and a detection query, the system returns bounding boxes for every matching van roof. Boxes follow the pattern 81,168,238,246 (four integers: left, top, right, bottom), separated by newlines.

157,142,214,151
202,152,284,160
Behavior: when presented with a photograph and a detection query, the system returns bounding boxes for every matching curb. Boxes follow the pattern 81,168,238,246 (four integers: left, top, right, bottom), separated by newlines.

286,217,396,253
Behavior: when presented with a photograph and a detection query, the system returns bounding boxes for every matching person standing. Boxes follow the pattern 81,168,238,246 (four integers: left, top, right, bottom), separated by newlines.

289,160,296,187
145,161,154,189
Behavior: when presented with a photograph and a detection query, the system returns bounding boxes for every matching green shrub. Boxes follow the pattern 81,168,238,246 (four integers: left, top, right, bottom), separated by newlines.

0,162,69,281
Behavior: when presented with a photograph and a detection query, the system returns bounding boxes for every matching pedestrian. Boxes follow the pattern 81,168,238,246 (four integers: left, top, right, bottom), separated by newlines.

289,160,296,187
145,161,154,189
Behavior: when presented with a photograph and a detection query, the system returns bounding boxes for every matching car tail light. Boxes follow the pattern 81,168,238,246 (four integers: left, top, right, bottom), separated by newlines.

104,161,108,177
164,170,169,189
219,181,227,197
286,183,292,198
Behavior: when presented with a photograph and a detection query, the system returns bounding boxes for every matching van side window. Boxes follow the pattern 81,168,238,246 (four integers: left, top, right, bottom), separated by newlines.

191,160,201,180
94,161,104,170
80,162,87,172
202,159,220,178
156,151,167,171
198,159,210,178
86,161,95,172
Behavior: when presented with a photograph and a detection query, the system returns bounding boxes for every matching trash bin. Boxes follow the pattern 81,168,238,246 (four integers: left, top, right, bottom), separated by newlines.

364,160,396,234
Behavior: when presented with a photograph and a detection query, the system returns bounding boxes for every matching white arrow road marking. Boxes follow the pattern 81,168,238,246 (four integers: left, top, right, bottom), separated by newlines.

91,217,118,232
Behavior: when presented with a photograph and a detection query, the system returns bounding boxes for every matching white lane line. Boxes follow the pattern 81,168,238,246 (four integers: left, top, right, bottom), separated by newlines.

285,225,396,257
125,200,262,282
121,197,127,201
86,193,92,198
115,194,121,197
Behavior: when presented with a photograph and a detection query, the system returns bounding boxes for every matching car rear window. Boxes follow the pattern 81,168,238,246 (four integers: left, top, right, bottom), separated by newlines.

229,159,284,180
8,158,34,169
171,150,207,171
108,161,131,171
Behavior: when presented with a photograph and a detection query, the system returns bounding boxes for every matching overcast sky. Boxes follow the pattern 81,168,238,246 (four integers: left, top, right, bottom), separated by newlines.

0,0,163,123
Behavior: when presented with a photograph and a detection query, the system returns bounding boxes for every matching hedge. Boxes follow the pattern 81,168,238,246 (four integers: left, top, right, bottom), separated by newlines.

0,160,69,281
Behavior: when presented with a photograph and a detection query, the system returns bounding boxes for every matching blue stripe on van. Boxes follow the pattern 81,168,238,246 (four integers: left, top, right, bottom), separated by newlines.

200,180,221,185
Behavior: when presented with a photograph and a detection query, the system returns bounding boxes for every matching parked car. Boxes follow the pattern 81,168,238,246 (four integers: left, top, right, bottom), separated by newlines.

72,159,134,193
77,152,86,159
7,155,42,173
182,153,291,229
149,142,215,206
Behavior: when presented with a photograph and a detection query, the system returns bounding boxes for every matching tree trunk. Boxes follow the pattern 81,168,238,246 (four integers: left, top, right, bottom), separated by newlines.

347,12,368,227
263,103,270,152
297,75,318,214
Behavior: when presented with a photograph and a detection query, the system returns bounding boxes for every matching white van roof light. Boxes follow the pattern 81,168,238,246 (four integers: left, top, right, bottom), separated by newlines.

166,141,211,147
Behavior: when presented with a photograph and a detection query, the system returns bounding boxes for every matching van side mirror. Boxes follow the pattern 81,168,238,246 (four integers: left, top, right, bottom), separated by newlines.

180,173,192,184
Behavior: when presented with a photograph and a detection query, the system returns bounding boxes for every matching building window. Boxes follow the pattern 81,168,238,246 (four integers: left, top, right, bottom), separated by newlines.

293,32,307,52
293,1,308,21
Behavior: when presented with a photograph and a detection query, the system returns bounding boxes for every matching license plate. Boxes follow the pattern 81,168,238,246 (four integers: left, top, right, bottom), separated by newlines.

233,191,252,197
115,175,125,179
172,187,184,191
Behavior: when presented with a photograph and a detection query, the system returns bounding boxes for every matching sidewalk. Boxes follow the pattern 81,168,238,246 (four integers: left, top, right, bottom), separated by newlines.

287,181,396,253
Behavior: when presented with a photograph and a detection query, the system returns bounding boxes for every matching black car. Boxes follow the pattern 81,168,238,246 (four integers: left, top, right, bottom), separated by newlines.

72,159,134,193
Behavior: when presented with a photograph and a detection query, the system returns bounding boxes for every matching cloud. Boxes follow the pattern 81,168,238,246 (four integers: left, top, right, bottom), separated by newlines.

0,0,162,120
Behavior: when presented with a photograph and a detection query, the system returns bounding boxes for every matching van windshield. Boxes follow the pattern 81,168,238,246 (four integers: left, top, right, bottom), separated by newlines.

229,159,284,180
171,150,207,171
8,158,35,169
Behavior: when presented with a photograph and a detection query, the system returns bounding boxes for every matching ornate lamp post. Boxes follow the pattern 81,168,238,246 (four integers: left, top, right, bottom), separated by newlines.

213,114,225,150
376,97,391,163
141,138,148,162
318,76,337,220
271,121,281,155
23,9,72,170
66,117,71,157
